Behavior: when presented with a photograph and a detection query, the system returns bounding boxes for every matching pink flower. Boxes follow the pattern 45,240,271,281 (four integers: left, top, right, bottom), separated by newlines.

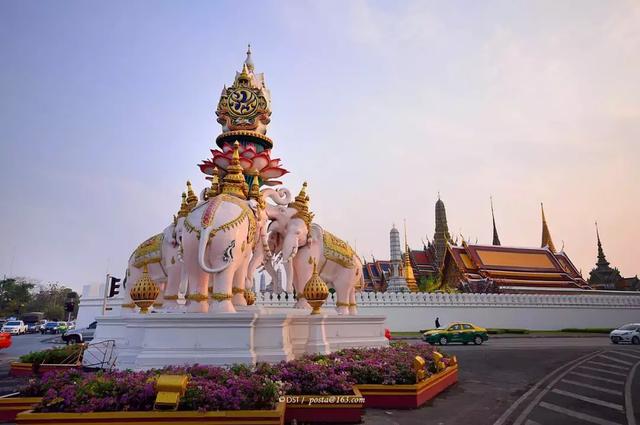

199,143,288,186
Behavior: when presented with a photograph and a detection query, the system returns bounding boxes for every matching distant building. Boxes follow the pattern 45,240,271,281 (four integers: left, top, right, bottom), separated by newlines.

440,203,590,293
588,224,639,291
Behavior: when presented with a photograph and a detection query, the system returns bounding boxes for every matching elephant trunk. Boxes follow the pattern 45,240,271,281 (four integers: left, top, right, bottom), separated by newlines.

261,188,292,206
198,227,233,274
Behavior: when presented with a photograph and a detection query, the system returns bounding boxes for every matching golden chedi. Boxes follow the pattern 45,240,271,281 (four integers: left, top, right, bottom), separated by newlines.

303,258,329,314
130,264,160,314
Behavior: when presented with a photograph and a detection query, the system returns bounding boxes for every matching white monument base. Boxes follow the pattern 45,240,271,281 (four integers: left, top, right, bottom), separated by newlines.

88,306,388,370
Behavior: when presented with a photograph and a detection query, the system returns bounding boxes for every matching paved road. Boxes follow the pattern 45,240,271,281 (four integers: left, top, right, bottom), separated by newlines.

366,337,640,425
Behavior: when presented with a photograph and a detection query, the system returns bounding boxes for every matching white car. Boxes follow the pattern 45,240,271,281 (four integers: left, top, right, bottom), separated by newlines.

1,320,27,335
610,323,640,344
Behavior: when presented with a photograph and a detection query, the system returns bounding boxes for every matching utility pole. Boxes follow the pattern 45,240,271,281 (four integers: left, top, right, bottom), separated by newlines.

102,274,110,316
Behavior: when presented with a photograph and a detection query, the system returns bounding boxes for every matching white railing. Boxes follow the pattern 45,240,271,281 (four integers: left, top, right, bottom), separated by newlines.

255,291,640,308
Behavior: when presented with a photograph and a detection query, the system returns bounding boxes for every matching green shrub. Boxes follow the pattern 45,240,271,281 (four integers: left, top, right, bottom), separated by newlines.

487,328,530,334
560,328,613,334
19,345,83,365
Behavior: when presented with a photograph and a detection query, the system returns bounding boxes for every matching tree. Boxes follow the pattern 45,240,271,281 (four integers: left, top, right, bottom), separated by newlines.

27,283,78,320
0,278,35,317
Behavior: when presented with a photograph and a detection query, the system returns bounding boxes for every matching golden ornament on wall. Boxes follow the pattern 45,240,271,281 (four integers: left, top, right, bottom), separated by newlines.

302,257,329,315
130,264,160,314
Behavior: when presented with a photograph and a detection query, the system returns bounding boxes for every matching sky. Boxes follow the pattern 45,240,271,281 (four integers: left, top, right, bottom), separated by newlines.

1,0,639,291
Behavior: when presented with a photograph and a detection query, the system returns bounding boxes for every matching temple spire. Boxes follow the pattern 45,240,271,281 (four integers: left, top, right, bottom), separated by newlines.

433,194,452,266
595,221,609,267
541,203,556,253
244,43,254,72
491,196,501,246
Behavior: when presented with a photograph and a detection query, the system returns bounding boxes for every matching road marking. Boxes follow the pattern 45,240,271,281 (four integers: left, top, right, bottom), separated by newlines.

611,350,640,360
578,365,628,377
587,360,628,371
551,388,624,411
569,371,625,385
625,360,639,425
599,355,633,366
512,351,605,425
560,379,623,396
539,401,622,425
492,351,601,425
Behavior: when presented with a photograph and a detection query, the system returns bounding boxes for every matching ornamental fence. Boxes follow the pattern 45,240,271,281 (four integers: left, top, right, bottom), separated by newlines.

255,291,640,308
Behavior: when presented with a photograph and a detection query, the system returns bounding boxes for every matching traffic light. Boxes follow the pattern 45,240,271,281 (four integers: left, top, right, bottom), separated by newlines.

108,276,122,298
64,300,75,313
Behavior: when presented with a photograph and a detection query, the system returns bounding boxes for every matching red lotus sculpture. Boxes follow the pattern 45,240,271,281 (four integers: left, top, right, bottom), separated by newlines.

199,143,288,186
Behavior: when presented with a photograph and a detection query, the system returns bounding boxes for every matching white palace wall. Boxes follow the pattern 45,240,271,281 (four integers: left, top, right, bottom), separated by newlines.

256,291,640,331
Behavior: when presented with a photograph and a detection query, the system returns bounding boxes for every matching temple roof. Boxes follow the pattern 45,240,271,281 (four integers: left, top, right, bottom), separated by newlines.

442,243,590,290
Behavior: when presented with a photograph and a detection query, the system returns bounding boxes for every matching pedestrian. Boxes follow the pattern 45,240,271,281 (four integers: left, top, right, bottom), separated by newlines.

435,317,441,328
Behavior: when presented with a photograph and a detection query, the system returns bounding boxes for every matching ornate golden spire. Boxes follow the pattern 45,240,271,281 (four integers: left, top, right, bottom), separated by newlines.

206,167,220,200
177,192,189,218
186,181,198,209
403,219,418,292
221,142,247,199
248,168,262,206
289,182,314,229
244,43,254,72
541,203,556,253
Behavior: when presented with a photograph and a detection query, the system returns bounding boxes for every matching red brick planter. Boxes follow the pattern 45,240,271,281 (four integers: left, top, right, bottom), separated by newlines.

283,387,364,424
0,396,42,422
16,402,285,425
355,364,458,409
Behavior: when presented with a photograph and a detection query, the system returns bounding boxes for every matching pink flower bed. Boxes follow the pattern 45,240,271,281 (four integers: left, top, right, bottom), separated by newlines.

18,342,448,413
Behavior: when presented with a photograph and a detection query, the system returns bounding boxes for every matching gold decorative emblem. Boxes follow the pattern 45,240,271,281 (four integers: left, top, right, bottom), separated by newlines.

244,290,256,306
227,88,258,117
210,292,233,302
323,230,355,269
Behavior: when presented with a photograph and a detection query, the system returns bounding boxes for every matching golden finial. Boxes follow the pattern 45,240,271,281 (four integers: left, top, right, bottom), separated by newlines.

303,257,329,315
248,169,261,202
177,192,189,218
206,167,220,199
186,181,198,209
130,264,160,314
221,141,247,199
541,202,556,253
289,182,314,230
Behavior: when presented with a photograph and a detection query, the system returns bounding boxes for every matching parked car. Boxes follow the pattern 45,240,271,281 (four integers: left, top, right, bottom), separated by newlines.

57,322,69,333
1,320,27,335
62,321,97,344
610,323,640,344
423,322,489,346
0,332,11,349
42,321,60,334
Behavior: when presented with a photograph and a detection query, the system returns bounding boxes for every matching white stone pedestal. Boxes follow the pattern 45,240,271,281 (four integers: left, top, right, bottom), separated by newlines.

88,307,388,370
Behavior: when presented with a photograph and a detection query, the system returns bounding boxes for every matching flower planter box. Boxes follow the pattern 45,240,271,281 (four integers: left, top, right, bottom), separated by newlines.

16,402,285,425
0,396,42,422
355,364,458,409
284,388,364,424
9,362,80,377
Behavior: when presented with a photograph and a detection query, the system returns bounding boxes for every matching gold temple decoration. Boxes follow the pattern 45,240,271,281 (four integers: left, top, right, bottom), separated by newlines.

210,292,233,302
248,169,262,206
186,293,208,303
154,374,189,410
323,230,355,269
130,264,160,314
186,181,198,210
289,182,314,231
432,351,446,372
402,220,418,292
413,355,427,382
302,257,329,315
541,203,556,253
232,287,245,294
206,167,220,200
221,142,247,200
244,290,256,306
177,192,189,218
